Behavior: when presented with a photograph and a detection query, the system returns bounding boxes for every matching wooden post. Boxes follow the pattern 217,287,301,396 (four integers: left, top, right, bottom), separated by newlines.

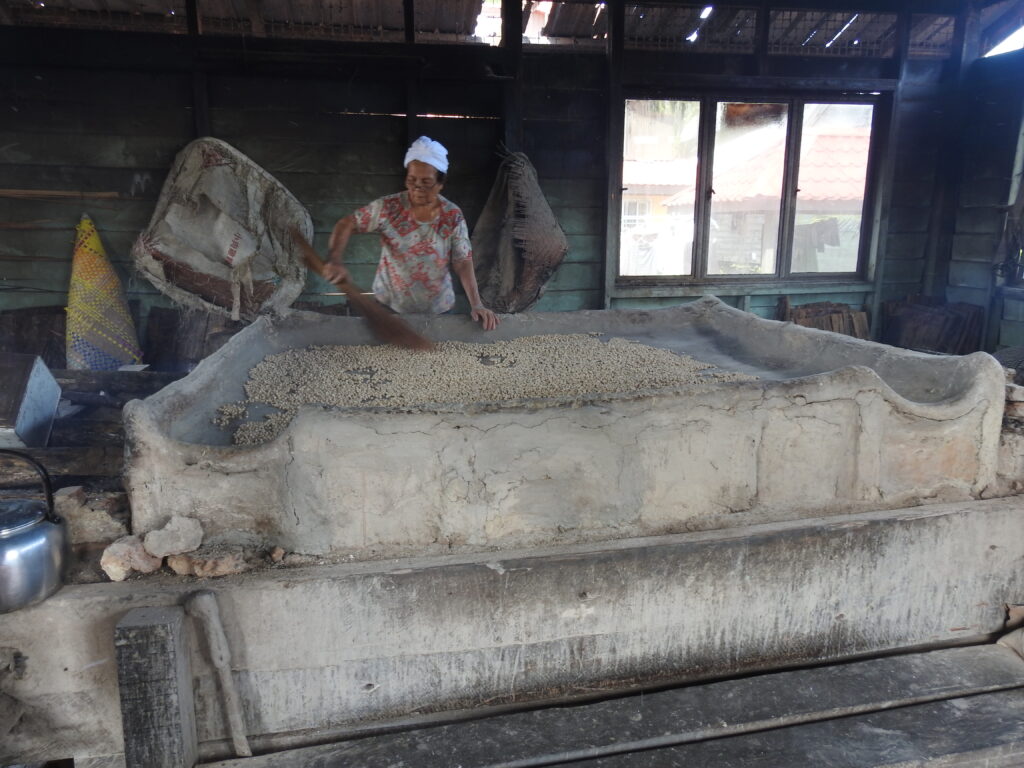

185,0,202,36
115,606,197,768
603,0,625,308
920,2,977,300
867,12,911,340
403,0,415,44
192,71,210,138
502,0,523,151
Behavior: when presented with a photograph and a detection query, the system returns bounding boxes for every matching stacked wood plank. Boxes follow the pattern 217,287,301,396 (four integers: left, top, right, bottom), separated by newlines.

0,369,182,489
776,298,871,339
881,295,984,355
144,307,246,371
0,304,66,368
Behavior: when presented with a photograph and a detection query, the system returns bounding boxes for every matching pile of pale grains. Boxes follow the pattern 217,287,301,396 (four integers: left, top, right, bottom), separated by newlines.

216,334,754,445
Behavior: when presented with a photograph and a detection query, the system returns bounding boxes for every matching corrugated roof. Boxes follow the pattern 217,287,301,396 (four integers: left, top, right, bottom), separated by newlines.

624,5,758,53
1,0,486,41
0,0,1007,58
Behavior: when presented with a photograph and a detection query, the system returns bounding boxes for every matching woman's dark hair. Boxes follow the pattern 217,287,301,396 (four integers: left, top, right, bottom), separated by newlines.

436,170,447,184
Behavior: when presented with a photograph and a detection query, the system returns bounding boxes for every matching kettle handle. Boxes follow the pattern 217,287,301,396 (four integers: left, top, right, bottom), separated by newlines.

0,449,56,523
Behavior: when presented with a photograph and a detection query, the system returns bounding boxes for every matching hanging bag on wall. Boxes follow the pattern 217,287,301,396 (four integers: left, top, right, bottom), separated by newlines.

471,150,568,313
131,137,310,321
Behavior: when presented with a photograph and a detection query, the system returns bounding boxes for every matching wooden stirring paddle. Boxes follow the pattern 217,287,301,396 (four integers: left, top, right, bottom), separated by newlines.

290,228,434,352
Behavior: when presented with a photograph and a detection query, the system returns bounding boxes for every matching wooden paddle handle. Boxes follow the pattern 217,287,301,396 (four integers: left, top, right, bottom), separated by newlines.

291,230,339,283
290,227,357,295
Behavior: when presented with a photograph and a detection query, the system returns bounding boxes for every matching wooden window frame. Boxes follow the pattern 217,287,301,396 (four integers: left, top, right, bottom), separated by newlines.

613,90,884,293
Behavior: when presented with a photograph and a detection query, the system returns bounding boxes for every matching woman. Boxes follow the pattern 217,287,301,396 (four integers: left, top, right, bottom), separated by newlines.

323,136,499,331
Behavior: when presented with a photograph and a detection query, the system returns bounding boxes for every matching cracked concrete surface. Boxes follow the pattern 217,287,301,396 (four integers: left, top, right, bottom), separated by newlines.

4,498,1024,762
124,297,1007,558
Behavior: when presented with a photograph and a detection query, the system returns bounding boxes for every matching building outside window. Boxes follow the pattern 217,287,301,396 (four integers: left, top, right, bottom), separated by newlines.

619,97,876,282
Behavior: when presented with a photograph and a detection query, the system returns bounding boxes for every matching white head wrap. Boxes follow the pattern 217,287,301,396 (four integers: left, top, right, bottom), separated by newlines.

404,136,449,174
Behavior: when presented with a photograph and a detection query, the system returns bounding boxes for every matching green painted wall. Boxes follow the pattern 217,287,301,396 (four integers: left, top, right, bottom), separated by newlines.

1,43,1020,350
0,67,191,326
0,52,606,330
1001,294,1024,349
522,52,606,312
947,50,1024,349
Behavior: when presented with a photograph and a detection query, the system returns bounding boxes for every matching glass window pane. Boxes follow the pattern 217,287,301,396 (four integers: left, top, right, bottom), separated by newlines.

620,99,700,277
708,102,788,276
792,103,873,273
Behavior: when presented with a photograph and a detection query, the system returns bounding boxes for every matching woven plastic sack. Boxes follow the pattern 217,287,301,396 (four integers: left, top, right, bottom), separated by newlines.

471,151,568,313
132,137,310,321
66,214,143,370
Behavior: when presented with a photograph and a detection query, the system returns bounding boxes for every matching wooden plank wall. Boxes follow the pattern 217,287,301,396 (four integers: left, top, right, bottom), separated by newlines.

948,50,1024,349
1001,294,1024,350
880,59,948,306
0,45,1007,338
948,52,1021,307
205,72,503,311
0,66,191,322
0,52,607,326
522,51,606,312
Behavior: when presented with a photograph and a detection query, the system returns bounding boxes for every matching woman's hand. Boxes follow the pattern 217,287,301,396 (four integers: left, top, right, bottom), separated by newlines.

471,305,499,331
322,261,351,286
326,216,357,285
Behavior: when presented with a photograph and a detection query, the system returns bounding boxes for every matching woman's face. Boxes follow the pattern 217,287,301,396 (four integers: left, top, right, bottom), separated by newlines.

405,160,444,206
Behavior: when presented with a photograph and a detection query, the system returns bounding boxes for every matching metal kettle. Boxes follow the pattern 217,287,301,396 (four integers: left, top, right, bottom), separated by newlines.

0,449,69,613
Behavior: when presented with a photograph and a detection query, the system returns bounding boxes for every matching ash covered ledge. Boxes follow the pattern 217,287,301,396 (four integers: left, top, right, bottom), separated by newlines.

123,296,1007,559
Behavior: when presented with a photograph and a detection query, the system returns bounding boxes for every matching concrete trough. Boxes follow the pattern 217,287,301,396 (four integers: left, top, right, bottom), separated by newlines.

2,497,1023,762
124,296,1007,558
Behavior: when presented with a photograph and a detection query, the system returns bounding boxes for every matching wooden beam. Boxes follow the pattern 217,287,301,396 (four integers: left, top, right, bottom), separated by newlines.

49,417,124,448
755,0,771,74
405,75,419,149
502,0,523,151
243,0,266,37
631,0,965,11
502,0,522,55
867,11,909,338
115,607,198,768
192,70,210,137
604,0,625,309
185,0,201,36
522,0,534,33
0,446,122,486
403,0,415,44
921,0,982,298
981,0,1024,53
0,25,478,80
49,369,184,395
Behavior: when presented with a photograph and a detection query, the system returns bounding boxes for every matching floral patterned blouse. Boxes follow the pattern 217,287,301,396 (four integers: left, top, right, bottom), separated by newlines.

352,192,473,314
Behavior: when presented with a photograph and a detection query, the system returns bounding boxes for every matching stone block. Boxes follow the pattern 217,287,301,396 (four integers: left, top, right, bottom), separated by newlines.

100,536,163,582
167,546,252,578
54,485,87,513
55,488,131,546
143,516,203,558
1006,401,1024,420
69,508,129,546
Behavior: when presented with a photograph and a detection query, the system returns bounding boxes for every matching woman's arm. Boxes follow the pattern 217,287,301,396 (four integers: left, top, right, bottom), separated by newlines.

323,215,356,285
452,258,499,331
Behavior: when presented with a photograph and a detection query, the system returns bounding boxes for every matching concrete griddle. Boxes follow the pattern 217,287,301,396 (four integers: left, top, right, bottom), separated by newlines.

123,296,1005,559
